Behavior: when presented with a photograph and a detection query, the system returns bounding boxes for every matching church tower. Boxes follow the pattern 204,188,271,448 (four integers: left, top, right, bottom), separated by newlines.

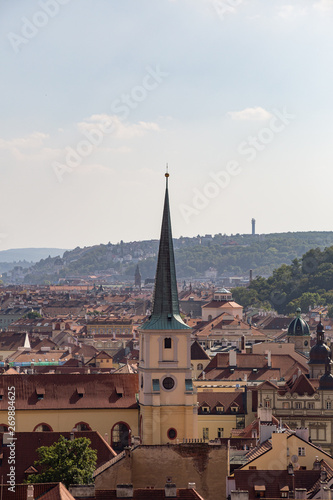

287,308,311,355
135,264,142,289
138,172,198,445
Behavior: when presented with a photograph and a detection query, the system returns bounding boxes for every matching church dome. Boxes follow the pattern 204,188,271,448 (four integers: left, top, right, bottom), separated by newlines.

319,370,333,390
309,320,331,365
287,308,310,336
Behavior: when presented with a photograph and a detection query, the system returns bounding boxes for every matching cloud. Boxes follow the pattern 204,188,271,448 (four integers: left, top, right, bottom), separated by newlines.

313,0,333,11
0,132,49,151
277,5,307,18
77,114,160,140
227,107,272,121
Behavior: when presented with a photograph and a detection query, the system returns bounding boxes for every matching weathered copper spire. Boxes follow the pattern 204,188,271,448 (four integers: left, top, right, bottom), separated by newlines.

142,172,189,330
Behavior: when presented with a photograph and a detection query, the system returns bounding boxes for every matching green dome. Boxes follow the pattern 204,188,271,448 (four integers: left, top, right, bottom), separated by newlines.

287,309,310,336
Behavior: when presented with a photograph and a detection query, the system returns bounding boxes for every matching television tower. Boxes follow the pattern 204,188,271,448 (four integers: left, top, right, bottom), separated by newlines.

251,218,256,235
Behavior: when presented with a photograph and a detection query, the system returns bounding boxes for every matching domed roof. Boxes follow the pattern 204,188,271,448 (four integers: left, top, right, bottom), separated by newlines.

287,308,310,336
319,370,333,390
309,320,331,365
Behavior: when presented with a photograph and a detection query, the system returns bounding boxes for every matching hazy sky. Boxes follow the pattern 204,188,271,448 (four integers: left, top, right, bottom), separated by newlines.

1,0,333,251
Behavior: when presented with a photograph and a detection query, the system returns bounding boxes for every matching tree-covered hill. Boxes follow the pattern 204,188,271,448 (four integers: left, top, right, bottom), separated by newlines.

232,246,333,315
5,231,333,285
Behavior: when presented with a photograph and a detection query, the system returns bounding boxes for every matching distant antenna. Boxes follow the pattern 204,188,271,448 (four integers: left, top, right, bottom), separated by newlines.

251,218,256,236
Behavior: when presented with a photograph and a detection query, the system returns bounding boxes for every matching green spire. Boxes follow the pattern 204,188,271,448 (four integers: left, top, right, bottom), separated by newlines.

141,173,189,330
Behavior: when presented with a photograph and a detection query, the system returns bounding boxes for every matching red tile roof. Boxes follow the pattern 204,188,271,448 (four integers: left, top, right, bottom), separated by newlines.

0,373,138,410
233,469,322,499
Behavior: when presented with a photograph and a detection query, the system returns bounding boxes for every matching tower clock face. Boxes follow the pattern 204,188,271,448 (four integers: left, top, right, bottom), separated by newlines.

162,377,175,390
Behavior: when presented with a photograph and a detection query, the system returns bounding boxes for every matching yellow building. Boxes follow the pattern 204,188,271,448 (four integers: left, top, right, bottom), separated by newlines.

0,373,138,452
201,288,243,322
197,386,252,441
240,430,333,471
138,174,198,445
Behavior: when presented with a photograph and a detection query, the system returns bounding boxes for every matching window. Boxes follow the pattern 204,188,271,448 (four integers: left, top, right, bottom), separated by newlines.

111,422,130,452
264,400,271,408
162,377,175,390
216,406,224,413
201,406,210,413
33,423,53,432
236,415,245,429
282,402,289,409
203,428,209,440
152,379,160,391
298,447,305,456
308,402,315,409
75,422,91,431
295,402,302,409
326,401,332,410
231,406,239,412
185,379,193,391
167,428,177,440
164,338,172,349
218,428,224,438
197,363,203,371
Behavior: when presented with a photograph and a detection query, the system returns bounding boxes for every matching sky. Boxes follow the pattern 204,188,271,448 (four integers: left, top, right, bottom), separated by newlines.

1,0,333,251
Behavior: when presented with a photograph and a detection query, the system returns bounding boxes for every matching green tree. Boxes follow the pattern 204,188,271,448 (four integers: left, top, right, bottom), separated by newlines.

26,436,97,488
25,311,42,319
327,305,333,319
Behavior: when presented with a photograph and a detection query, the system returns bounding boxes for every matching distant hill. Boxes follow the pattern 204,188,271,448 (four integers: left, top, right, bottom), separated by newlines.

0,248,68,263
7,232,333,285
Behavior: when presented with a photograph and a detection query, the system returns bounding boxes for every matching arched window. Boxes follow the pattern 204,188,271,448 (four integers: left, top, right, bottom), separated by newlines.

0,424,8,432
197,363,204,370
75,422,91,431
164,337,172,349
33,423,53,432
208,315,212,321
111,422,131,453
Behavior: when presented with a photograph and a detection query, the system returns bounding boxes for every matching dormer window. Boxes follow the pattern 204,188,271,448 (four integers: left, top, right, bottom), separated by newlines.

77,387,85,398
201,405,210,413
36,387,45,400
231,405,239,412
216,406,224,413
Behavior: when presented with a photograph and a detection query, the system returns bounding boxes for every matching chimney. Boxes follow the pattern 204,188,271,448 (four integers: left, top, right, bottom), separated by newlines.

165,483,177,498
295,489,307,499
249,269,253,282
231,491,249,500
229,350,237,368
116,484,133,498
313,457,321,471
27,485,34,499
267,350,271,368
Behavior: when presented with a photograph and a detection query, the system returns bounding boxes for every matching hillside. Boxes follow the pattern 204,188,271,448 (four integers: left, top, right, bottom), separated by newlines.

232,245,333,315
4,232,333,285
0,248,68,276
